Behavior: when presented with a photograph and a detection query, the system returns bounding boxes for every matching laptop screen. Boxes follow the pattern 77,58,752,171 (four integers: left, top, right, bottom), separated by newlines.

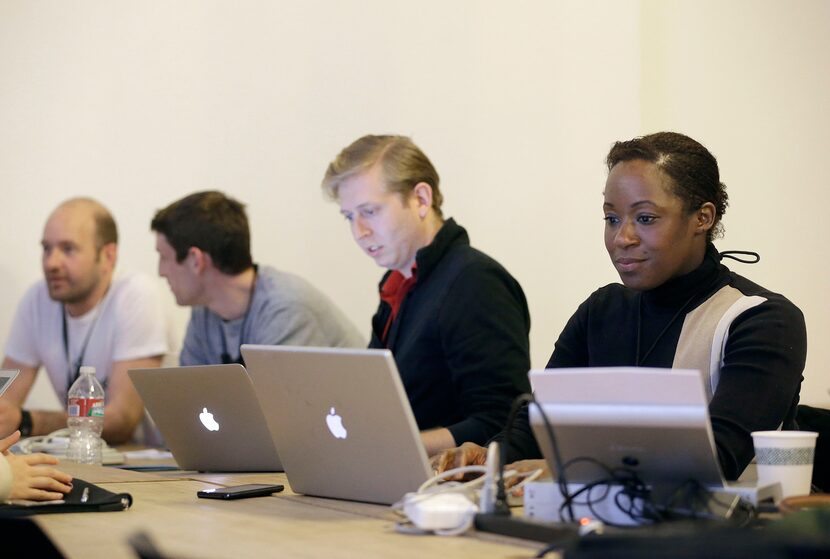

528,367,724,487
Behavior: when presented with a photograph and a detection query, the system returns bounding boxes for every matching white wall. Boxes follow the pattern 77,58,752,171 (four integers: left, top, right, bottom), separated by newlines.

641,0,830,406
0,1,825,409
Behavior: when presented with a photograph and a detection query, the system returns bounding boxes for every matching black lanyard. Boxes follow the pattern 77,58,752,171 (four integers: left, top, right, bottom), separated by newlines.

218,269,257,365
635,291,699,366
219,316,250,365
62,306,102,391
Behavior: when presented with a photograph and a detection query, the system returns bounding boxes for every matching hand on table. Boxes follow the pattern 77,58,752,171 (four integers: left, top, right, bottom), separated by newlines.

5,452,73,501
2,429,74,501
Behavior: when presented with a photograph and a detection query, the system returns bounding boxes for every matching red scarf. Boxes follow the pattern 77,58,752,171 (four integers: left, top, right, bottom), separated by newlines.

379,266,418,345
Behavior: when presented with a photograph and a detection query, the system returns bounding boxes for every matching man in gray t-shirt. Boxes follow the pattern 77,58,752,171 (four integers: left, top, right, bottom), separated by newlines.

151,191,364,365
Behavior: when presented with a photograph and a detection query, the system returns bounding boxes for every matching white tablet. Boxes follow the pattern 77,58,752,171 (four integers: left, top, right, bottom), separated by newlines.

0,369,19,396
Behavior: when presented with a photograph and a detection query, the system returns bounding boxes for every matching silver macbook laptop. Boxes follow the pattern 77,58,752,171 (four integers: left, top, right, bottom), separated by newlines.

529,367,725,488
128,365,282,472
241,344,432,505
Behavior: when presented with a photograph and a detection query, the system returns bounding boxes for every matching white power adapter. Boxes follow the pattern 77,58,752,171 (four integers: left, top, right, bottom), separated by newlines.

394,442,507,536
402,492,478,533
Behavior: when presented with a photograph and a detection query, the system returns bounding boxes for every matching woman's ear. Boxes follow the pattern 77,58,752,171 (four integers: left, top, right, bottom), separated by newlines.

696,202,716,234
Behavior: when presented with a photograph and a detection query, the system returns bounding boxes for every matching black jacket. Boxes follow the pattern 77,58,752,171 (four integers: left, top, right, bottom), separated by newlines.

370,218,531,446
501,244,806,480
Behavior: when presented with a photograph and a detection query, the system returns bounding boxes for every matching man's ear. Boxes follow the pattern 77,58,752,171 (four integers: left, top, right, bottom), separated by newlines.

695,202,716,235
186,247,210,274
100,242,117,269
411,182,434,219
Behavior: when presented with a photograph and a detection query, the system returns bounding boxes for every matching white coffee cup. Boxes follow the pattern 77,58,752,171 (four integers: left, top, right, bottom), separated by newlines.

751,430,818,500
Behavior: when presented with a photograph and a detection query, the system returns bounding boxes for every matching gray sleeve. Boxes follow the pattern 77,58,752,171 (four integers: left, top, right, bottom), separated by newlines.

249,302,325,347
247,271,365,348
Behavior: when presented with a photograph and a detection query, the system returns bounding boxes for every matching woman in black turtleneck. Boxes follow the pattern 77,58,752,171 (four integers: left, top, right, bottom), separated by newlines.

435,131,806,481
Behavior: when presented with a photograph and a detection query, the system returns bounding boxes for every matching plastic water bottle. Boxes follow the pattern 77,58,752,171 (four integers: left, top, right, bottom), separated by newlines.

66,366,105,465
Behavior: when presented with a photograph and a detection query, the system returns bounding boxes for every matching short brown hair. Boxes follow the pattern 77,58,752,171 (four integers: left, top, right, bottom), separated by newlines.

606,131,729,241
151,191,253,275
57,198,118,249
92,206,118,249
322,135,443,217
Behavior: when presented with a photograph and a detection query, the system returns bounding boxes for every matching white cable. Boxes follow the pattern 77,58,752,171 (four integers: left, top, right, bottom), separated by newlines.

393,460,546,537
434,513,476,536
508,467,545,495
392,465,486,535
417,465,488,493
394,465,545,512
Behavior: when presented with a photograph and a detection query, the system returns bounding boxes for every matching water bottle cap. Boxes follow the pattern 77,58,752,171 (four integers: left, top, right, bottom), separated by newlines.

79,366,96,375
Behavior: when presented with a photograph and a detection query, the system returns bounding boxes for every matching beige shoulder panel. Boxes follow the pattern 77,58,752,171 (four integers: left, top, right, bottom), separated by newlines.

672,286,766,400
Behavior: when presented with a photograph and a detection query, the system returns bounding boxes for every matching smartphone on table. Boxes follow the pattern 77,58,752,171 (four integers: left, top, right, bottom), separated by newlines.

197,484,284,500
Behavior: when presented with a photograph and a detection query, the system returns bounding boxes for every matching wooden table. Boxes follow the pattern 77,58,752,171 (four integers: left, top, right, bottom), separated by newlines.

34,462,544,558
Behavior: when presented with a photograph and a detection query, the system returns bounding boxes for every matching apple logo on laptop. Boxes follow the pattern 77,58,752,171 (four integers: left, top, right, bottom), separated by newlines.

199,407,220,432
326,407,347,439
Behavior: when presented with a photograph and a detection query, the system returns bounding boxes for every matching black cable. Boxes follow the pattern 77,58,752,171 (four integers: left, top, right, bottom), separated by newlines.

555,457,614,522
495,394,576,521
527,397,576,522
663,479,707,521
495,394,534,515
554,456,652,526
660,479,758,527
720,250,760,264
509,398,757,531
550,455,675,527
612,472,653,525
585,481,626,527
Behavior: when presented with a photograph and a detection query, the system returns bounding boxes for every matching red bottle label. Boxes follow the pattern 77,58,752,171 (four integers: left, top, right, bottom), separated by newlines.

68,397,104,418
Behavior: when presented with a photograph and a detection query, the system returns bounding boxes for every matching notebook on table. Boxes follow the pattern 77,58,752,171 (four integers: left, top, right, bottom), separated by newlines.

241,344,432,505
128,364,282,472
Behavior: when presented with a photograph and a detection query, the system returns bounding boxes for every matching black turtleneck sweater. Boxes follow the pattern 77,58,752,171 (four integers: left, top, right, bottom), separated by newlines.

502,244,806,480
369,218,531,447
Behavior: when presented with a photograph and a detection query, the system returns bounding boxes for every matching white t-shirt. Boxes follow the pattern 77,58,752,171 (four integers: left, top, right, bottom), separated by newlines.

4,272,169,403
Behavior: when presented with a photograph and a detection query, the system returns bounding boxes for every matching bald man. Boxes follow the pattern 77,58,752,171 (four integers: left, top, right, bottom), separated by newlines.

0,198,168,443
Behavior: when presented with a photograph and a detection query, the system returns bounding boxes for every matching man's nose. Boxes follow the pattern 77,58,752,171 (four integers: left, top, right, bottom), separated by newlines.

43,248,62,269
352,216,370,240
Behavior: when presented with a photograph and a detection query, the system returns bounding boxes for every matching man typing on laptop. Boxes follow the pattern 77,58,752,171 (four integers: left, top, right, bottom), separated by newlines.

322,135,532,456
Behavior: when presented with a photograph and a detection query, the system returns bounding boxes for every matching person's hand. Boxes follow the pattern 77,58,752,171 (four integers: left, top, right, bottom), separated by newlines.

0,429,22,453
505,459,548,479
431,442,489,480
6,453,73,501
503,459,549,496
0,400,23,438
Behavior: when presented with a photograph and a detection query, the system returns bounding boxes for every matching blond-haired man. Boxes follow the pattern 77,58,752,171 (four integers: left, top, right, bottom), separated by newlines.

323,135,531,456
